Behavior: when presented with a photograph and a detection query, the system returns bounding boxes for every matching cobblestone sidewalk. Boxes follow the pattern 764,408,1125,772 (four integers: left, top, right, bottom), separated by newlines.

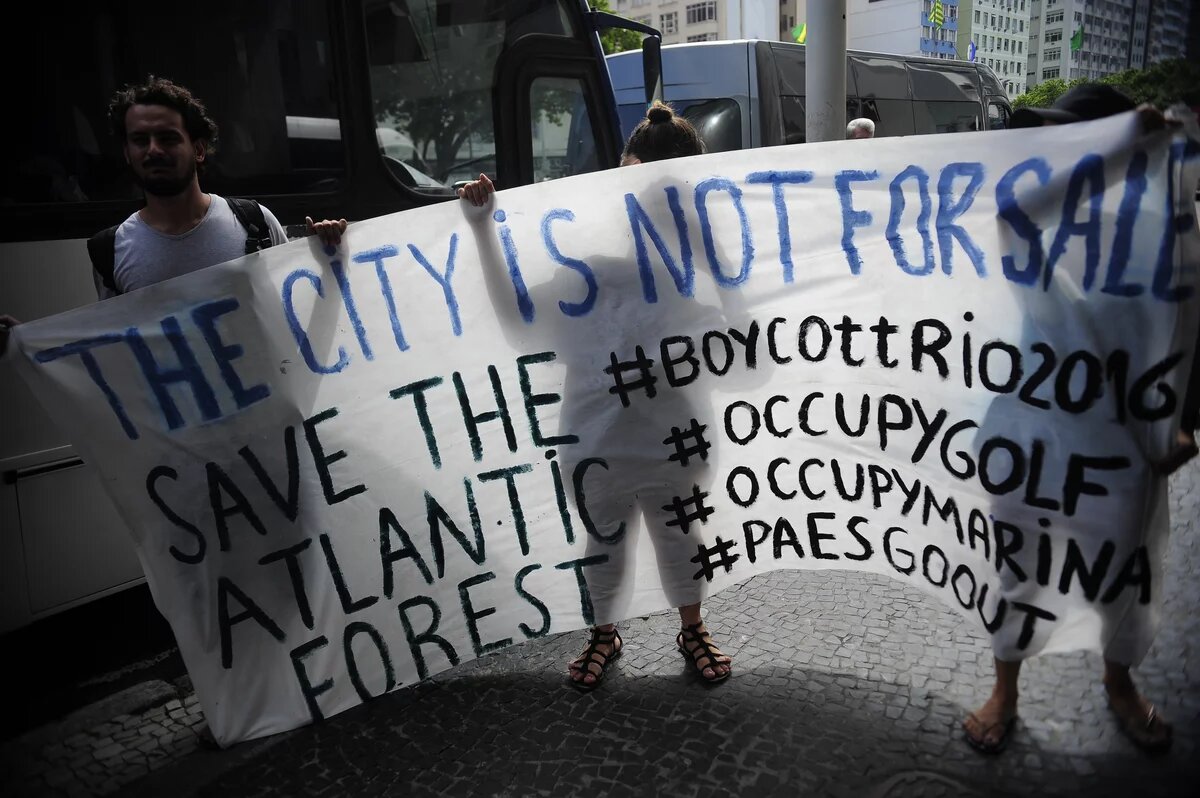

5,462,1199,798
2,680,206,797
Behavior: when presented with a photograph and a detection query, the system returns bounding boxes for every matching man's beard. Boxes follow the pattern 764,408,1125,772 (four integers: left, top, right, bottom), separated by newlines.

134,158,197,197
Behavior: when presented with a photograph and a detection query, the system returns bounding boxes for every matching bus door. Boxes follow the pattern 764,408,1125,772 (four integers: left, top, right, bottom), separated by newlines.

494,33,622,186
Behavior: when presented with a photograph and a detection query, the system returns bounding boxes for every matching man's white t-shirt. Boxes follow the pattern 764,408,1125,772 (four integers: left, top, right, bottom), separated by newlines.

99,193,289,298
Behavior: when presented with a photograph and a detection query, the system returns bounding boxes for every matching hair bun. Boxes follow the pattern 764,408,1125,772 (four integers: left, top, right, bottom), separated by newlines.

646,104,674,124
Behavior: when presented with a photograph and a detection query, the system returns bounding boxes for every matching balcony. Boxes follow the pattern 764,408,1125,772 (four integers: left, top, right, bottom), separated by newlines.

920,15,959,32
919,37,958,56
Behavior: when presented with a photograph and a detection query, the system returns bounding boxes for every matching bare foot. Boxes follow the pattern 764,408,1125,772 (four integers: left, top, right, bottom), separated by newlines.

1105,681,1172,752
963,693,1018,753
1154,429,1198,475
568,626,622,688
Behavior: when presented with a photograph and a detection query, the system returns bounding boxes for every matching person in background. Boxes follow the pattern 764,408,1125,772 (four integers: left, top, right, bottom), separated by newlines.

964,82,1188,755
458,102,734,692
846,118,875,139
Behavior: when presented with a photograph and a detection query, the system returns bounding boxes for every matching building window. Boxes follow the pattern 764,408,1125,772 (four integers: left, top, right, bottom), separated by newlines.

1045,47,1061,61
1043,67,1060,79
686,2,717,25
632,14,650,26
1047,10,1064,24
661,11,678,34
1046,30,1062,43
686,32,717,42
975,10,980,23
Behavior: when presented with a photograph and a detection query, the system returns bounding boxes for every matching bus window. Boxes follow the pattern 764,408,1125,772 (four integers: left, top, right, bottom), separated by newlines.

0,0,341,207
531,77,599,182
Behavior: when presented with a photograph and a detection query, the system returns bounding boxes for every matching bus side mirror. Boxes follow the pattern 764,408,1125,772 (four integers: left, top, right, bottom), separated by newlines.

641,36,662,106
589,10,663,105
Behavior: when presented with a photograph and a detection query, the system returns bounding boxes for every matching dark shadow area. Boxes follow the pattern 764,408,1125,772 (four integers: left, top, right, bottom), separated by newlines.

0,584,183,741
137,639,1197,798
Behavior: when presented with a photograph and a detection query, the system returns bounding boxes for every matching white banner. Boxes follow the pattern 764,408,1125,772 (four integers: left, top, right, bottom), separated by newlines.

11,112,1200,746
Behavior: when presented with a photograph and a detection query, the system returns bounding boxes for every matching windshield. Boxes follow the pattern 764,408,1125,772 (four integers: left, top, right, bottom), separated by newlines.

363,0,579,189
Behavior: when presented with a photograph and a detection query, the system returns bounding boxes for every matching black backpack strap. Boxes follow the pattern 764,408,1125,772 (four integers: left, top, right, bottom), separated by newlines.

87,225,121,295
224,196,274,254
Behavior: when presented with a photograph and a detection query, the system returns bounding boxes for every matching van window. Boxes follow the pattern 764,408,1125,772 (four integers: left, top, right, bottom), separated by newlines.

988,100,1011,130
772,45,805,96
781,98,861,144
618,99,743,152
1,0,340,205
907,62,982,103
850,56,910,100
681,99,743,153
913,102,981,134
862,99,916,137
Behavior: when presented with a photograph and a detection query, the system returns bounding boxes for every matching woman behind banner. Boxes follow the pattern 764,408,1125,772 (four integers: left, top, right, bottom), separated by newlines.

458,102,734,690
962,84,1195,756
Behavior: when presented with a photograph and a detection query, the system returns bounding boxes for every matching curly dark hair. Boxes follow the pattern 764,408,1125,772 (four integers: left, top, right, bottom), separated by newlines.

108,76,219,151
622,101,705,164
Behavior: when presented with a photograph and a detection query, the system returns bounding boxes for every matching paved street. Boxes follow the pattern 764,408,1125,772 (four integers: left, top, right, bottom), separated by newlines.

5,460,1199,798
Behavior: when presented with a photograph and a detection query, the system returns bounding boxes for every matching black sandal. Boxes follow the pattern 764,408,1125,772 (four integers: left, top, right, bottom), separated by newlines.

676,623,732,683
569,626,623,691
963,712,1018,754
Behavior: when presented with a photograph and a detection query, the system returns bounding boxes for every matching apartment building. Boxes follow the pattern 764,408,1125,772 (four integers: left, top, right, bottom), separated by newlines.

963,1,1033,96
1144,0,1190,63
610,0,777,44
1026,0,1193,88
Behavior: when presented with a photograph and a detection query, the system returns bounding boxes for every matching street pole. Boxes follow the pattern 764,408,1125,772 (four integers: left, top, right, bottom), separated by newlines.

806,0,847,143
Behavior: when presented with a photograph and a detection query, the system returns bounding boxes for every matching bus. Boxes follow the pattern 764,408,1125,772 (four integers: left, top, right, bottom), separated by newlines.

606,40,1014,154
0,0,651,633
